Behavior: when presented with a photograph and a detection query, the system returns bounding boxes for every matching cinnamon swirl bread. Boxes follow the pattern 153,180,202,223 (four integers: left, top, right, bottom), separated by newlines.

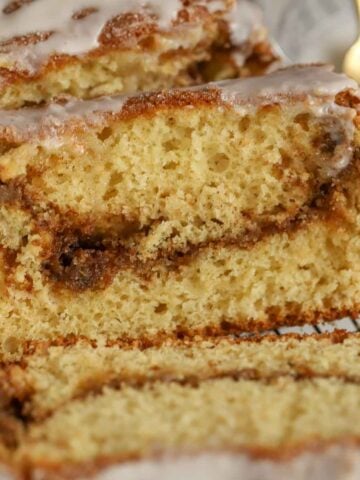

0,65,359,359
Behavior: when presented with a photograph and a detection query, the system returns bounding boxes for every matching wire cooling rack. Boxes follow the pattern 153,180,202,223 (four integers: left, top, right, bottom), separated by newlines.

276,318,360,336
237,318,360,338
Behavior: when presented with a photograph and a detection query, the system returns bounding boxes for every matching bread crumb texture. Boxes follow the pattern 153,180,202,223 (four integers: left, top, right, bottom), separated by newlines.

16,377,360,466
3,333,360,420
0,333,360,477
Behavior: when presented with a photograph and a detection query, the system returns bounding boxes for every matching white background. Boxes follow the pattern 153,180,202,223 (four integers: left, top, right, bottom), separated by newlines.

258,0,357,69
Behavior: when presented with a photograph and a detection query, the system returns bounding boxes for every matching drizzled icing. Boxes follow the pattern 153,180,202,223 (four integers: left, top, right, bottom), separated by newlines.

0,65,357,147
0,0,264,72
0,95,127,137
216,65,359,178
217,65,358,106
228,0,264,45
0,0,181,39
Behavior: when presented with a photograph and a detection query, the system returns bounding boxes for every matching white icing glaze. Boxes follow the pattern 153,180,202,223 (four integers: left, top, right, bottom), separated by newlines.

217,65,358,106
206,0,227,13
229,0,264,45
0,66,357,168
0,0,182,70
225,0,267,68
0,94,126,143
215,65,358,178
0,0,267,72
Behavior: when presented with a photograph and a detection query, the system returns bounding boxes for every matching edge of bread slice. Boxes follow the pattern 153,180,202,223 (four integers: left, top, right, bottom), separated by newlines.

0,331,359,478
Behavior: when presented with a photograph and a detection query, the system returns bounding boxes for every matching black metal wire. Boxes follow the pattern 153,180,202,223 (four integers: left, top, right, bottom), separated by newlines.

351,319,360,332
314,325,322,334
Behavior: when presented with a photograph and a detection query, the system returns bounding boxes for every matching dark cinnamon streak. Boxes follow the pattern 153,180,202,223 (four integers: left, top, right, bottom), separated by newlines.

5,362,360,425
0,141,356,293
11,328,359,358
36,371,360,425
0,90,356,291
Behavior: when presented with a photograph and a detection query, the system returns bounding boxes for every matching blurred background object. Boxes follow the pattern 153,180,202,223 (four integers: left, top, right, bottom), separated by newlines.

343,0,360,81
257,0,357,69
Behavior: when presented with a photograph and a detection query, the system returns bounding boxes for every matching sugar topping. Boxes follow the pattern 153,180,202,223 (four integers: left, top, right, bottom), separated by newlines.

0,65,357,143
0,0,182,39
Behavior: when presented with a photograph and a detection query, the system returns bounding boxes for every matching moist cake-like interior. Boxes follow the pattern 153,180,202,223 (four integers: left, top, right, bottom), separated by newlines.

0,333,359,478
0,65,359,359
0,0,277,109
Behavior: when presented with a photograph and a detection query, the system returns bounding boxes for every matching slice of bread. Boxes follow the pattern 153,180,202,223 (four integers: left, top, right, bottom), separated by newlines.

0,65,359,359
0,332,359,478
0,0,277,109
1,331,359,420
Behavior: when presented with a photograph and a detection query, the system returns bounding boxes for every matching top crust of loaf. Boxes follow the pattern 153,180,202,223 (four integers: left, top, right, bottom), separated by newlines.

0,65,358,144
0,0,237,78
0,1,278,110
0,0,234,52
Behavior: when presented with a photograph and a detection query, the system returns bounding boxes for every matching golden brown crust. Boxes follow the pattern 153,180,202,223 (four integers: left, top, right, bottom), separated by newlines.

4,328,347,364
15,328,356,357
42,304,358,346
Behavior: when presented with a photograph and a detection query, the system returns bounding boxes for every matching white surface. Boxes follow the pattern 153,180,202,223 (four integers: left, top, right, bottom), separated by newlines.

258,0,358,68
92,447,360,480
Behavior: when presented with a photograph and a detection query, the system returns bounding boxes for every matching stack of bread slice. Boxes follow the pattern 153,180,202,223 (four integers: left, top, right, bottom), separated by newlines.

0,1,360,479
0,332,359,478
